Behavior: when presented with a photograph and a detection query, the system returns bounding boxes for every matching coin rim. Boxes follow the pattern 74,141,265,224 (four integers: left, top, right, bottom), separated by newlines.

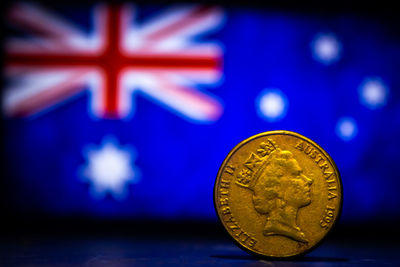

213,130,343,259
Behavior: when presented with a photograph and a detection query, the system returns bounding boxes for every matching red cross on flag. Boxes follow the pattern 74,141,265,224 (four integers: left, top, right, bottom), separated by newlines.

4,3,225,122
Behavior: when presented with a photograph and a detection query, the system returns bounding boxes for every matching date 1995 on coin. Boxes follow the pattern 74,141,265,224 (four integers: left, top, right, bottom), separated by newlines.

214,130,342,258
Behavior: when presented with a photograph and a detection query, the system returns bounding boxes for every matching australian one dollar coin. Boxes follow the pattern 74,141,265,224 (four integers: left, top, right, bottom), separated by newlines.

214,130,342,258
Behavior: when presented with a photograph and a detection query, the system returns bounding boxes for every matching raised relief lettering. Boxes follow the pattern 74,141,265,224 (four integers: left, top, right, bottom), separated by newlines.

220,197,229,206
295,141,338,202
222,206,231,215
220,179,230,189
320,206,335,229
315,156,324,165
225,165,235,175
328,191,337,200
319,162,329,173
229,223,240,230
225,213,235,223
216,132,342,257
219,188,229,196
222,208,257,248
310,149,317,159
239,232,250,243
304,144,313,155
248,238,257,248
295,141,305,151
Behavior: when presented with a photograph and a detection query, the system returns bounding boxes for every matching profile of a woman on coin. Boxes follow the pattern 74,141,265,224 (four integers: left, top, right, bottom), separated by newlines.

215,131,342,258
252,149,313,243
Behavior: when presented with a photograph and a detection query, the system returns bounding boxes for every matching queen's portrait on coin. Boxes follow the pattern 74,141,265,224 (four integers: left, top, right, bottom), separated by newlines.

251,149,313,243
218,133,341,258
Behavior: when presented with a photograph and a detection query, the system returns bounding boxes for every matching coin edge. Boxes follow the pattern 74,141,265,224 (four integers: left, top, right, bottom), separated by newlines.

213,130,343,259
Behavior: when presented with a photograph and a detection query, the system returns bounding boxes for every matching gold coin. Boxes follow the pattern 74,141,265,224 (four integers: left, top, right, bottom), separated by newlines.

214,130,342,258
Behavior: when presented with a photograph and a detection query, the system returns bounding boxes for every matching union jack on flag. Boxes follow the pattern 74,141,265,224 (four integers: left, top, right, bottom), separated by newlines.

4,3,225,122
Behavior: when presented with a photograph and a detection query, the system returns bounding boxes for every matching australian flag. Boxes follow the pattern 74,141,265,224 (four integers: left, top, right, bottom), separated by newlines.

3,2,400,222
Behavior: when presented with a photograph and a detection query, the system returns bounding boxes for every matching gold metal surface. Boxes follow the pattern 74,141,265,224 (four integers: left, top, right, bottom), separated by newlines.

214,130,342,258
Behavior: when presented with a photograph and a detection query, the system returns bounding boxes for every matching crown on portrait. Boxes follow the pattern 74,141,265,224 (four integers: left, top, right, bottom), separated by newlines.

236,139,279,190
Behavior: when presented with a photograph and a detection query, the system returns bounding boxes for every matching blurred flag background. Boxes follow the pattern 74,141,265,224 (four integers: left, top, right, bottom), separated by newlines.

2,1,400,226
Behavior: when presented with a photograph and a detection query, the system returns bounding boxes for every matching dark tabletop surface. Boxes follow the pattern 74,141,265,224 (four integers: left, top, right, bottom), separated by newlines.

1,221,399,266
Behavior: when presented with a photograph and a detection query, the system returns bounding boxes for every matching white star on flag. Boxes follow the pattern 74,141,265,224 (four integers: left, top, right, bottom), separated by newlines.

311,33,342,65
80,136,140,199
